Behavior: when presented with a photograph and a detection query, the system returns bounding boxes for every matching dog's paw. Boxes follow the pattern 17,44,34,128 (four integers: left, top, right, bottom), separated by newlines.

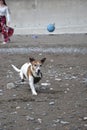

32,92,37,95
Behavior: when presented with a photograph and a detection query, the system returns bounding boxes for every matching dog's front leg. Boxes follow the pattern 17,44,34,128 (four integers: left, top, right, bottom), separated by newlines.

29,76,37,95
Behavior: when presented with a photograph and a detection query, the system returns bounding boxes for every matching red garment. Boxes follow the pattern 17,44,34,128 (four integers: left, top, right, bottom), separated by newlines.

0,16,14,42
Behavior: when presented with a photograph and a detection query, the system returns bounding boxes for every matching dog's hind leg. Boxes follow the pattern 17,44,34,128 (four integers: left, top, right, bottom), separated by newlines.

20,72,24,82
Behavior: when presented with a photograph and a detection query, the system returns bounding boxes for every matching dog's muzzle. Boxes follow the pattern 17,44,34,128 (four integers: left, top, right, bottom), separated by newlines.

37,69,41,75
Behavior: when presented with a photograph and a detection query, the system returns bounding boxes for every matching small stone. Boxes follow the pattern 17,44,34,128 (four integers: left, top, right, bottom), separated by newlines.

83,117,87,120
66,88,70,91
13,94,16,97
52,124,57,127
55,78,62,81
64,91,67,94
0,90,2,92
37,118,42,123
16,106,21,110
50,59,54,62
26,116,35,121
49,102,55,105
42,112,47,116
84,124,87,127
39,53,42,56
7,82,15,89
41,83,51,86
50,88,53,90
0,93,3,96
70,67,72,70
53,119,60,123
10,111,17,115
60,120,69,124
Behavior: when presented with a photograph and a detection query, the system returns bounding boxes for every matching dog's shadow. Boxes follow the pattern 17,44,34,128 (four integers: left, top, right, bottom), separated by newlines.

14,80,62,95
36,85,63,95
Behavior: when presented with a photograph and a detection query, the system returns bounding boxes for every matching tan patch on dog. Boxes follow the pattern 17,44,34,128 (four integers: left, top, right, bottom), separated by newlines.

27,66,32,77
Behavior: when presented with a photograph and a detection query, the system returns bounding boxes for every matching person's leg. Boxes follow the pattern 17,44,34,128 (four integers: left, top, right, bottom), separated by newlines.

1,16,9,44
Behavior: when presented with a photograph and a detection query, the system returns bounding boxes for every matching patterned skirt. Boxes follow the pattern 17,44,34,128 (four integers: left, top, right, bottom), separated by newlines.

0,16,14,42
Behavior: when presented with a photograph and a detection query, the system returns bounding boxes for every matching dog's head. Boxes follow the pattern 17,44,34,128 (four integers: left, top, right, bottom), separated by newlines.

29,57,46,76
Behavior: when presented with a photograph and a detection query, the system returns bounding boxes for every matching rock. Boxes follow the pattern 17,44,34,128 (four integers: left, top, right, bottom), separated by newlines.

37,118,42,124
26,116,35,121
84,124,87,127
83,117,87,120
49,101,55,105
60,120,69,125
53,119,60,123
0,93,3,96
41,83,51,86
7,82,15,89
16,106,21,110
55,78,62,81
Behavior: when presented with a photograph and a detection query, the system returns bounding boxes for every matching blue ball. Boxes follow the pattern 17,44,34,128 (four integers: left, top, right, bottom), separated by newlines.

47,24,55,32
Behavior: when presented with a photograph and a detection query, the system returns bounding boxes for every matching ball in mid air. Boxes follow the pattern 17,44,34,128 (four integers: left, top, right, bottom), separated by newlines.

47,24,55,32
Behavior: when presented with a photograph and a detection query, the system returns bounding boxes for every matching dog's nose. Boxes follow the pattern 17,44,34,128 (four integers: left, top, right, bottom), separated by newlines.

37,69,40,75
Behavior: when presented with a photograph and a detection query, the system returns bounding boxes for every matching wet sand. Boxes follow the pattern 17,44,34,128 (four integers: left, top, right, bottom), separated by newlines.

0,34,87,130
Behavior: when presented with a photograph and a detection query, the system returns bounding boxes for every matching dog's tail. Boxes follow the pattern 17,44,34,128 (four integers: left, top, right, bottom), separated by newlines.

11,64,20,73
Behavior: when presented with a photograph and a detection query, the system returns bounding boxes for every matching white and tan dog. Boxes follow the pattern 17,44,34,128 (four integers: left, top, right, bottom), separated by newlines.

11,57,46,95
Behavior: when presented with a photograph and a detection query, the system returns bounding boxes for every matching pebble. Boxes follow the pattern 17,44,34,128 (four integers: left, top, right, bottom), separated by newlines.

0,89,2,92
7,82,15,89
10,111,17,115
50,59,54,62
50,88,53,90
0,89,3,96
37,118,42,123
55,78,62,81
53,119,60,123
66,88,70,91
64,91,68,94
60,120,69,124
39,53,42,56
83,117,87,120
0,93,3,96
16,106,21,110
84,124,87,127
42,112,47,116
49,101,55,105
70,67,72,70
52,124,57,127
41,83,51,86
26,116,35,121
13,94,16,97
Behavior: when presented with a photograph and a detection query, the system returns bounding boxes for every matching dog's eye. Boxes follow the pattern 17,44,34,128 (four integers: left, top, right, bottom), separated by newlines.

34,64,37,67
40,65,42,67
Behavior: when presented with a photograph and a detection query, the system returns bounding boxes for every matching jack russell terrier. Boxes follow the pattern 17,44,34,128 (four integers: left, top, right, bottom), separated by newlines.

11,57,46,95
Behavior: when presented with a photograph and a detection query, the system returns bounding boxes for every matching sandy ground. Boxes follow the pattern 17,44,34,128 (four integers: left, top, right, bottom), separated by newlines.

0,34,87,130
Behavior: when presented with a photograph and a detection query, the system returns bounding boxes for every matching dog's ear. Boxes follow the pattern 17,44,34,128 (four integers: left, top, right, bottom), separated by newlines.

41,58,46,64
29,57,35,62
